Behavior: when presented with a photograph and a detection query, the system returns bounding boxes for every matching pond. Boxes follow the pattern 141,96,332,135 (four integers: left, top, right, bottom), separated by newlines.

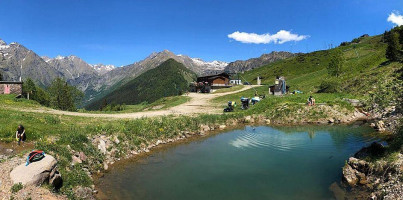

96,124,383,200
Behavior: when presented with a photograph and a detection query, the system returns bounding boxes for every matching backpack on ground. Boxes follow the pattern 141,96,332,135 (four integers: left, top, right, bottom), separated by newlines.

25,150,45,166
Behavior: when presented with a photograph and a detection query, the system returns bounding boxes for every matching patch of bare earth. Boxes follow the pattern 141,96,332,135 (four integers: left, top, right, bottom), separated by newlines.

0,155,66,200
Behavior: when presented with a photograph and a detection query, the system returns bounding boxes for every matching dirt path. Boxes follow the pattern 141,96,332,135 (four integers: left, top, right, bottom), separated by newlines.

7,85,261,119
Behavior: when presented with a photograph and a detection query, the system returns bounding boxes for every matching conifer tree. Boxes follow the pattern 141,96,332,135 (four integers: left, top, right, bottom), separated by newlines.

48,78,83,111
327,49,344,77
386,31,401,62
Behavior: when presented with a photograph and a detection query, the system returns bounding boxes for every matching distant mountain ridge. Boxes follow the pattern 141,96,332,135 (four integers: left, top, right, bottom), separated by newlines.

224,51,295,73
41,55,97,79
0,37,293,107
81,50,229,105
86,58,197,110
0,39,62,86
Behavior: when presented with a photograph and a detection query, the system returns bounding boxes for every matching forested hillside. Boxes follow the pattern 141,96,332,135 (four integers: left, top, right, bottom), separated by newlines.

87,59,196,110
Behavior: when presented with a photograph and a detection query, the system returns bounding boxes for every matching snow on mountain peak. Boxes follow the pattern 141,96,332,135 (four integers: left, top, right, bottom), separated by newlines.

55,55,65,60
0,39,6,46
0,39,10,50
190,57,228,70
41,56,51,62
90,64,116,73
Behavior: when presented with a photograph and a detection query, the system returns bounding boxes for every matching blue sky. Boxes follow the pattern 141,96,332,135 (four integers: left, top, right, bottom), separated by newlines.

0,0,402,66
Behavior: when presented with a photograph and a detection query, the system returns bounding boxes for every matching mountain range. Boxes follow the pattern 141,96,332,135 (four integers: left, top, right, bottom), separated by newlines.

87,59,197,110
0,38,293,106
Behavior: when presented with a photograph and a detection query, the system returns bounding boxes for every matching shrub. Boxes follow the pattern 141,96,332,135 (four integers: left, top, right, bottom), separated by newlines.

318,79,341,93
351,38,361,43
340,41,350,46
11,183,23,193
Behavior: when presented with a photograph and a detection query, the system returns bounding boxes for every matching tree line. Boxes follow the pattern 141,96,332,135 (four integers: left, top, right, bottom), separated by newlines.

385,25,403,62
23,78,83,111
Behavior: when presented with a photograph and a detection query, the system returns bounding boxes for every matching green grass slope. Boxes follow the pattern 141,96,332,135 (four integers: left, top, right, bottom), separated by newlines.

87,59,196,110
242,34,401,95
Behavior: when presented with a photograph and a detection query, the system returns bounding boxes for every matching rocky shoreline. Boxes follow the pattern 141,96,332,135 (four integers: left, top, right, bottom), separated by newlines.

342,144,403,200
0,105,400,199
341,108,403,200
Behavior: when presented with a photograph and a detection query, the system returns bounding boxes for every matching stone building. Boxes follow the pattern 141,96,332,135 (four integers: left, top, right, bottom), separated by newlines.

0,81,23,95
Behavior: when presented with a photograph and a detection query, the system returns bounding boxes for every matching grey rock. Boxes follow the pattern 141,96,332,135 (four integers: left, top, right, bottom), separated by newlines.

343,164,359,187
10,155,57,186
72,155,82,164
74,186,95,200
98,139,107,154
79,152,87,162
49,170,63,189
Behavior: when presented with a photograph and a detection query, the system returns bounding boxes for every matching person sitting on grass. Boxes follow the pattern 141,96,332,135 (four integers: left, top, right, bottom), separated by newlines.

308,96,316,106
15,125,26,145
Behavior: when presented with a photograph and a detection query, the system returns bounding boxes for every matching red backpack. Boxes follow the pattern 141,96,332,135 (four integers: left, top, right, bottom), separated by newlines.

25,150,45,166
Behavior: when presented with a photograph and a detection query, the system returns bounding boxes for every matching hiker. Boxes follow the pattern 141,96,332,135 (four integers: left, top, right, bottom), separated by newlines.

15,125,26,145
308,96,315,106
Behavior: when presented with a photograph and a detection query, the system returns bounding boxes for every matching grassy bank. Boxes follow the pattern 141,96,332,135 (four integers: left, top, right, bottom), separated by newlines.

78,96,190,114
0,95,239,198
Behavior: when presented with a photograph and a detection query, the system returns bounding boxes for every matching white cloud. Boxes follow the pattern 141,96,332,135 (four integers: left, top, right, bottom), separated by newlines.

227,30,308,44
387,11,403,26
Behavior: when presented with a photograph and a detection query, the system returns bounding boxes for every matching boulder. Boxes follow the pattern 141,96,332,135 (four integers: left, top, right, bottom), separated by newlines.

200,125,210,133
244,116,254,123
113,136,120,144
10,155,57,186
219,125,226,130
343,98,363,107
155,140,162,145
342,164,359,187
49,169,63,189
98,139,107,154
74,186,95,200
79,152,87,162
72,155,82,164
375,121,386,132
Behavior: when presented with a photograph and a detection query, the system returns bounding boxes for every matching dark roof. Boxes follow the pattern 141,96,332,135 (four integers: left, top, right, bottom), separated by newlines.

197,72,230,79
0,81,23,84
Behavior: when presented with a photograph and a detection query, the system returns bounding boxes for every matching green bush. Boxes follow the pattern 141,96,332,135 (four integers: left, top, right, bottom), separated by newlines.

318,79,341,93
11,183,23,193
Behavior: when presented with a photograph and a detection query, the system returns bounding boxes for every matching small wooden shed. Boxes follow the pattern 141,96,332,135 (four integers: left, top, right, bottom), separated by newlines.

0,81,23,95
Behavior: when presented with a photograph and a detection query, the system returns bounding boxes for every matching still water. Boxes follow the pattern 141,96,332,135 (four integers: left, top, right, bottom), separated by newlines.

97,125,382,200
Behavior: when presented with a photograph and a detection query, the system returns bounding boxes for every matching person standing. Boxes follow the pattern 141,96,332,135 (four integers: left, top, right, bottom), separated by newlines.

16,125,26,145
